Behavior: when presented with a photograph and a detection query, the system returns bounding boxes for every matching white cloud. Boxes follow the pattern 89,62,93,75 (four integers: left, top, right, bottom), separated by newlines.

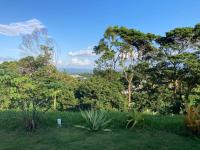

67,58,91,66
55,59,66,67
0,19,45,36
68,46,95,57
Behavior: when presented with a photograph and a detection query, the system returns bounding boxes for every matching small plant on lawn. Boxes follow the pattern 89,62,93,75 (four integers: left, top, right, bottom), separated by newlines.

185,104,200,135
21,110,41,131
75,109,111,131
126,110,144,129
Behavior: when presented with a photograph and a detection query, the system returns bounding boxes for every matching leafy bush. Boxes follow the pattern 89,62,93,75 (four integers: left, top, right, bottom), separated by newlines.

75,77,126,111
189,85,200,105
75,109,111,131
126,110,144,128
185,105,200,135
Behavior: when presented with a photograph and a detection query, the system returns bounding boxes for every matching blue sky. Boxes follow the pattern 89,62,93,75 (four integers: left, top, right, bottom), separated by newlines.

0,0,200,68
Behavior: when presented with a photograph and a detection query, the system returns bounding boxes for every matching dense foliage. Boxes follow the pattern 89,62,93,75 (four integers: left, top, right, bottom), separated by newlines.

75,76,126,111
94,23,200,114
1,23,200,115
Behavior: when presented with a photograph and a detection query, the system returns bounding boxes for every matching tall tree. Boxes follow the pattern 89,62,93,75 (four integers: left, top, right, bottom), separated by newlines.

155,25,200,113
94,26,157,110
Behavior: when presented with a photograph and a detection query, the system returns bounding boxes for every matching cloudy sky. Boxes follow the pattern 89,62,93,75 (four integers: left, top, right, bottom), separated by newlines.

0,0,200,68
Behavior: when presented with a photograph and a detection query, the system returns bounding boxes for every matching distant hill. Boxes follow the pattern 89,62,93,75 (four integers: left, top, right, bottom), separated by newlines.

59,68,93,74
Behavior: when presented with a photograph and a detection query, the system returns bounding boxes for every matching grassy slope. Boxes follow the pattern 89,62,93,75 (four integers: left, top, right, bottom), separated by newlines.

0,128,200,150
0,111,199,150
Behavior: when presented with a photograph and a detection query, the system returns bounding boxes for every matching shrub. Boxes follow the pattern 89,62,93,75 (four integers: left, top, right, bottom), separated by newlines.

21,110,44,132
126,110,144,128
75,77,126,111
75,109,111,131
185,105,200,135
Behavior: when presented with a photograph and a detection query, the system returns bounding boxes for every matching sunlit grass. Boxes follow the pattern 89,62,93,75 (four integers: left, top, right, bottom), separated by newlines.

0,110,199,150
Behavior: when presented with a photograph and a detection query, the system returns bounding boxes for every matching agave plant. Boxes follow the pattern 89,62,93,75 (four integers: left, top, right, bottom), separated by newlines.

126,110,144,129
75,109,111,131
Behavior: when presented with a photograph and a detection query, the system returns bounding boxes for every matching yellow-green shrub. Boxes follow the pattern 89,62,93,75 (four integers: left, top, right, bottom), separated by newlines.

185,105,200,135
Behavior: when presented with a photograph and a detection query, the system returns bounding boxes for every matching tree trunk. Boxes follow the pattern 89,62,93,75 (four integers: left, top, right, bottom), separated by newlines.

128,81,132,111
54,93,57,111
173,80,177,101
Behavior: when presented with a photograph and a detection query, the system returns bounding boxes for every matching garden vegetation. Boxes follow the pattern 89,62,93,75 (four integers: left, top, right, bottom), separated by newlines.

0,23,200,149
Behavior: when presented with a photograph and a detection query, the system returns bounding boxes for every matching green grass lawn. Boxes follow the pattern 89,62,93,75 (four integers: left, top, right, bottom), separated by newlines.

0,111,199,150
0,128,200,150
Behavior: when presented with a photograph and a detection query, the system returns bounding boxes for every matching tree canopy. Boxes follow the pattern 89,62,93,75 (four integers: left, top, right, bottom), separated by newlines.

1,23,200,114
